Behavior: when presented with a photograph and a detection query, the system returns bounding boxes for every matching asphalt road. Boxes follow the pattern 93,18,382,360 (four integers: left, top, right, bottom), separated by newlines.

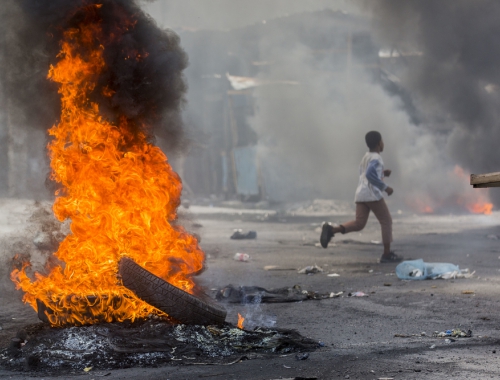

2,204,500,379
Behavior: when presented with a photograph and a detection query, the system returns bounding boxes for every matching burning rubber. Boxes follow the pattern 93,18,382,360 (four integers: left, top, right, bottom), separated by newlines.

118,257,227,326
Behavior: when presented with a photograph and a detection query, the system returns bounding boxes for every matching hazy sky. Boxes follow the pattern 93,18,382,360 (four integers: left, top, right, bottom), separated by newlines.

141,0,360,30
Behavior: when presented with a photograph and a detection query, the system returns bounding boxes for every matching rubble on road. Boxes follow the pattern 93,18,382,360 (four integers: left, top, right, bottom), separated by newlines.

298,264,323,274
230,230,257,240
215,284,342,303
0,320,319,372
433,329,472,338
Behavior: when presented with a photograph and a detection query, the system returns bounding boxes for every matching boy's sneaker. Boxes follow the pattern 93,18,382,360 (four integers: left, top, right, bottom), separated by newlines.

320,222,334,248
379,252,403,263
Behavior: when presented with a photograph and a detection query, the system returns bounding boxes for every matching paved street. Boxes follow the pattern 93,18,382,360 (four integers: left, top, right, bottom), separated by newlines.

1,202,500,379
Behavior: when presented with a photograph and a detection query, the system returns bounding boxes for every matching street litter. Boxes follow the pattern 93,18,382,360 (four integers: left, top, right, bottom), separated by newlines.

462,290,475,294
329,292,343,298
396,259,474,280
348,291,368,297
264,265,296,271
295,352,309,360
430,344,436,349
215,284,342,303
233,253,250,262
371,240,381,245
231,229,257,240
327,273,340,277
394,332,427,338
298,264,324,274
433,329,472,338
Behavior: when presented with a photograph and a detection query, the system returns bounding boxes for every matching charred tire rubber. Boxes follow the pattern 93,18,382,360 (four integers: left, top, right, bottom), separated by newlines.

119,257,226,325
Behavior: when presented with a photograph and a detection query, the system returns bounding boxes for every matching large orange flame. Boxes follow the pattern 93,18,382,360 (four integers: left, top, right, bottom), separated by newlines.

10,5,204,326
454,166,493,215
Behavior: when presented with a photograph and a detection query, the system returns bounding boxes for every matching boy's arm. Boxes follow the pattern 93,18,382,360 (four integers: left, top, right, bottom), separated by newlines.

366,160,388,191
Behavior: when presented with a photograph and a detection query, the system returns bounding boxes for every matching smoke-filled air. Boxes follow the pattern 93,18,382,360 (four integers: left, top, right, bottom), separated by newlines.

139,1,495,215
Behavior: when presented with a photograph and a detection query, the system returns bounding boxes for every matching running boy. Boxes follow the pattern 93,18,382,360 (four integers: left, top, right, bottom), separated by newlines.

320,131,402,263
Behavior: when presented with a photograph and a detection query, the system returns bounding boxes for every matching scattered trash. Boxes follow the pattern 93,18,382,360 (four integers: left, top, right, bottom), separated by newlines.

231,230,257,240
462,290,475,294
327,273,340,277
486,234,499,240
433,329,472,338
298,264,323,274
371,240,382,245
216,284,340,303
84,367,93,372
396,259,473,280
348,291,367,297
368,269,374,273
264,265,296,271
295,352,309,360
383,283,392,286
233,253,250,262
283,364,292,369
329,292,343,298
430,344,436,349
394,333,426,338
444,338,454,344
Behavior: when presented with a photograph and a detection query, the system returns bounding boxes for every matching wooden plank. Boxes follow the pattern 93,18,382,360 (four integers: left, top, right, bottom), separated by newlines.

470,172,500,185
473,182,500,188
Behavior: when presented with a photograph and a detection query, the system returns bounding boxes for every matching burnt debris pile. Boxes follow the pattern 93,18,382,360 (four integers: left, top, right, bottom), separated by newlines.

1,319,319,374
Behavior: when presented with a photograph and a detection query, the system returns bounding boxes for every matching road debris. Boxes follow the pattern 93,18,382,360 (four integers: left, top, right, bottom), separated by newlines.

433,329,472,338
295,352,309,360
348,291,368,297
215,284,342,303
396,259,474,280
233,253,250,262
298,264,324,274
264,265,296,271
462,290,475,294
327,273,340,277
231,230,257,240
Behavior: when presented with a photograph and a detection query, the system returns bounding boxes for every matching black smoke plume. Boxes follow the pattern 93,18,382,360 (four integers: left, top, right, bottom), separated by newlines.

369,0,500,204
0,0,188,152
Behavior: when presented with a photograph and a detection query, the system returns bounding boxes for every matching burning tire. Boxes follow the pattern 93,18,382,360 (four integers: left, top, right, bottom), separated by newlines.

119,257,226,325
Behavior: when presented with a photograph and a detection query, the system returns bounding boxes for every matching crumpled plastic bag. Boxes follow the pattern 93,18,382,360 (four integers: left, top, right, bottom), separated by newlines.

396,259,473,280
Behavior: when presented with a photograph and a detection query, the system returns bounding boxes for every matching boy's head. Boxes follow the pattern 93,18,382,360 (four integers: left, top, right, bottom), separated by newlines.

365,131,383,152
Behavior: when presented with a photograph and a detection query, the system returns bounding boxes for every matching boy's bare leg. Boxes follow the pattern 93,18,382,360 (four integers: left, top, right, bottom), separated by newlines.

321,203,369,248
332,202,370,234
367,199,395,259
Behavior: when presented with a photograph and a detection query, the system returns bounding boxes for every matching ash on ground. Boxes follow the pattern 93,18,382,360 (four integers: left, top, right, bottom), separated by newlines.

0,319,319,374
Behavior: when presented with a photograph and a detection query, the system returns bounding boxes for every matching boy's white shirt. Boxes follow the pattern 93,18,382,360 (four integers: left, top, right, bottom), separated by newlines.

354,152,385,203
